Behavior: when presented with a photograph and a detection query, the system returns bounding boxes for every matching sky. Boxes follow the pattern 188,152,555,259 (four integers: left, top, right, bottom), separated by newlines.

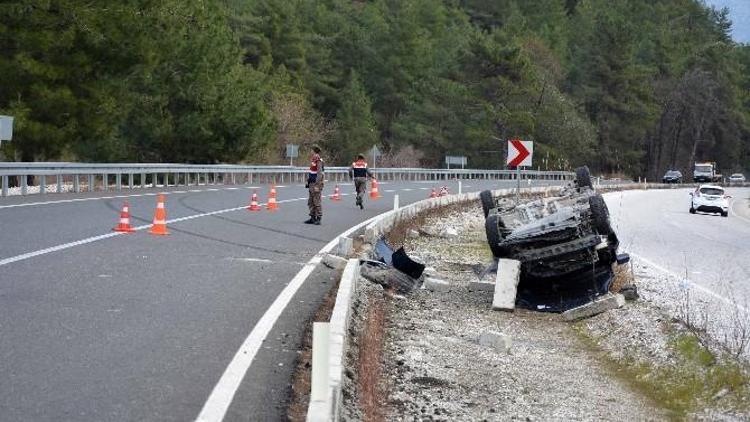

704,0,750,43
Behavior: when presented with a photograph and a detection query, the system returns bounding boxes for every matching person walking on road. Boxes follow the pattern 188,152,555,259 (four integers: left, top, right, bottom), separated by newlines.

305,145,324,225
349,154,374,210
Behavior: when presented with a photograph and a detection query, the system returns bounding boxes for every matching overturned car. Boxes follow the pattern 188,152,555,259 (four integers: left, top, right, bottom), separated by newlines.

481,166,629,312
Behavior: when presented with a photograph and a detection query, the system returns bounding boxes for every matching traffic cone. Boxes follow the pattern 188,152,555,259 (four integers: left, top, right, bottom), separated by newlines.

370,179,381,199
267,185,279,211
247,190,261,211
149,194,169,235
330,185,342,201
439,186,449,196
429,188,438,199
113,201,135,233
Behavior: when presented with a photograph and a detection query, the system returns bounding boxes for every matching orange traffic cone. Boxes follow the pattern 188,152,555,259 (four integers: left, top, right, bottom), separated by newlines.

267,185,279,211
429,188,438,199
113,201,135,233
330,185,342,201
247,190,261,211
149,194,169,235
370,179,381,199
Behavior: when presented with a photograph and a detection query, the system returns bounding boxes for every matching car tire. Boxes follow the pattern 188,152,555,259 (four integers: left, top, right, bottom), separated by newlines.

589,194,613,235
480,190,494,218
485,213,510,258
575,166,592,189
722,211,728,217
689,207,696,214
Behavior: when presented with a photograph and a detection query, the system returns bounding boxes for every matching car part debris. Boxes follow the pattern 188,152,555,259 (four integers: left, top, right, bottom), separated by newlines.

360,260,421,293
481,166,630,312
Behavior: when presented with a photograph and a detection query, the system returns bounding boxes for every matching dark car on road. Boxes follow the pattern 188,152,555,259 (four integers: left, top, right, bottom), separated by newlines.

480,166,629,312
662,170,683,183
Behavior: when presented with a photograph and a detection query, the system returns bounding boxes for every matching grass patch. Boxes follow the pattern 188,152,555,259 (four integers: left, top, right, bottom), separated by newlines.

573,326,750,420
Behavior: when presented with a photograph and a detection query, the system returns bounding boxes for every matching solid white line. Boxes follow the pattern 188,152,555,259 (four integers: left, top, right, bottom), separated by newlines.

0,186,262,210
0,233,124,267
0,196,308,268
632,253,747,313
194,214,381,422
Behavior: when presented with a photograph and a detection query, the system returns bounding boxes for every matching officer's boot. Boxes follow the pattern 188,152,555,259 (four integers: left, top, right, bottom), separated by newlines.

313,216,321,225
304,215,316,224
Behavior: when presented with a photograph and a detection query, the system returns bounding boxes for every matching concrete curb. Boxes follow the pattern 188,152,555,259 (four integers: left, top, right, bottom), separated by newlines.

306,258,360,422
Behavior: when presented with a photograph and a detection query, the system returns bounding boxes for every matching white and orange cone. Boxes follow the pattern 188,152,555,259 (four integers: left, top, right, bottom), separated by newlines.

149,194,169,235
247,190,261,211
266,185,279,211
439,186,449,196
330,185,342,201
113,201,135,233
370,179,381,199
429,188,438,199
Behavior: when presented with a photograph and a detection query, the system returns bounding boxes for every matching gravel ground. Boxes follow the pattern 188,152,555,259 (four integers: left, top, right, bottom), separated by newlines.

344,205,667,421
340,201,750,421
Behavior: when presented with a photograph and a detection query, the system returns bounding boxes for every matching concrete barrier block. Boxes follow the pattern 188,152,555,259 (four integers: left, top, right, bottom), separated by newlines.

492,259,521,311
561,293,626,322
322,253,347,270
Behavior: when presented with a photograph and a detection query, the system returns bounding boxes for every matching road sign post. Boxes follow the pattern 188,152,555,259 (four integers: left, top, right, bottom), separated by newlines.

507,139,533,204
370,145,381,169
286,144,299,166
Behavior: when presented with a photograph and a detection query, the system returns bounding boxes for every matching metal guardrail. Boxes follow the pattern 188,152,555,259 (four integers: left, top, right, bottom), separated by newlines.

0,162,574,197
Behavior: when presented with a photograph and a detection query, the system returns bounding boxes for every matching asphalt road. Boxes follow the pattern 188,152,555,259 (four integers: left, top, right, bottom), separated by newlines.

604,187,750,309
0,178,561,422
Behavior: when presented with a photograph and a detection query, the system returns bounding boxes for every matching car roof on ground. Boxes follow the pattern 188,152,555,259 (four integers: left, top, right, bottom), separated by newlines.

730,173,744,176
698,184,723,190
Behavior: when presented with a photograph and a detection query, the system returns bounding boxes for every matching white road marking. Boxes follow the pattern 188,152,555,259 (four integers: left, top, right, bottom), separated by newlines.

0,196,307,268
403,188,413,191
729,199,750,224
384,189,395,193
0,183,468,268
195,214,381,422
632,253,747,313
0,186,262,210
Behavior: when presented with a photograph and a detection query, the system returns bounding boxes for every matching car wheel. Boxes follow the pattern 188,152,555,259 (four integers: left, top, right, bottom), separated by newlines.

485,213,510,258
722,211,728,217
589,194,613,235
480,190,494,218
575,166,592,189
689,207,696,214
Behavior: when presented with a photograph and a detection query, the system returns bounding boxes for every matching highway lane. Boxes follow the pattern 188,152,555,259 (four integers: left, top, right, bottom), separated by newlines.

604,187,750,308
0,179,561,421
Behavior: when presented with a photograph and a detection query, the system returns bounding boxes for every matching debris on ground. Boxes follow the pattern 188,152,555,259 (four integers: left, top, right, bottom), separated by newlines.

340,202,749,421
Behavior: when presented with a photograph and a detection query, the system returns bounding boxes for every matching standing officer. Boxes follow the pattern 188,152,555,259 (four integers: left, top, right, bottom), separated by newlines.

349,153,374,209
305,145,324,225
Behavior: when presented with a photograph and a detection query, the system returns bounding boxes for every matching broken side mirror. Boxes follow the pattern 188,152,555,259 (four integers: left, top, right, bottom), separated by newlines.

616,253,630,265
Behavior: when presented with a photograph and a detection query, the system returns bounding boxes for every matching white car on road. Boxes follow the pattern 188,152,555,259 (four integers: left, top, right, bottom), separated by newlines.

689,185,730,217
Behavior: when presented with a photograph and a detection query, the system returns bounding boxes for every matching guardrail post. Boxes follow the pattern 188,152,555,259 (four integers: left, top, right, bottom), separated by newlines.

116,173,122,191
102,173,108,191
21,175,28,195
40,175,46,194
88,174,94,192
151,173,157,188
140,173,146,189
128,174,134,190
56,175,62,193
2,175,8,197
74,175,80,193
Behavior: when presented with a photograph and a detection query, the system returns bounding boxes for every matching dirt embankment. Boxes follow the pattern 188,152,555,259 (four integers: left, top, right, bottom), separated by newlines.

340,203,750,421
